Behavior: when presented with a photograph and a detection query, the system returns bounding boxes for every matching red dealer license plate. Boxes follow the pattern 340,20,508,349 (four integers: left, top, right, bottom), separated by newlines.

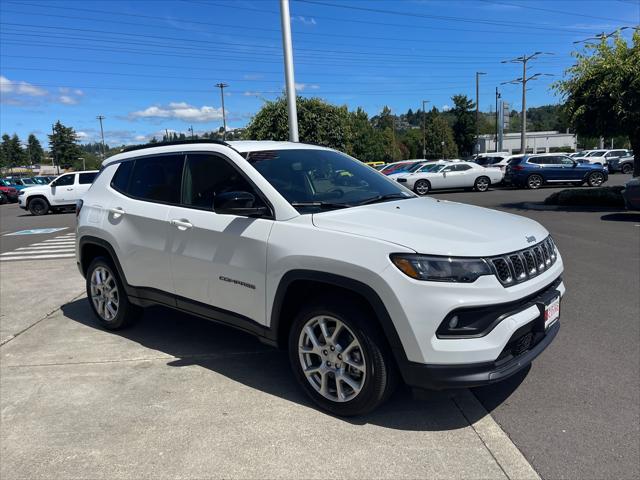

544,296,560,329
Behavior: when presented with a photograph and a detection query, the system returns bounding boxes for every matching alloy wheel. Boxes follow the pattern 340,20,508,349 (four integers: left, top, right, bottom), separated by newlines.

414,180,429,195
298,315,366,403
528,175,542,189
90,266,119,322
589,172,604,186
476,177,490,191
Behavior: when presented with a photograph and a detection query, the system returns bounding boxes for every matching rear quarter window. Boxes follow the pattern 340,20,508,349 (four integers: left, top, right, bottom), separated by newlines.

110,161,134,194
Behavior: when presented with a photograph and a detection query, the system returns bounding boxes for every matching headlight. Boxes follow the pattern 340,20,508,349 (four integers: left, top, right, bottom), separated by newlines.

390,254,492,283
18,190,25,196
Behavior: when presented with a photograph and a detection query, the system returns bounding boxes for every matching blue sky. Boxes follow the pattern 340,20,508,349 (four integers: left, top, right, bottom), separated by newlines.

1,0,638,146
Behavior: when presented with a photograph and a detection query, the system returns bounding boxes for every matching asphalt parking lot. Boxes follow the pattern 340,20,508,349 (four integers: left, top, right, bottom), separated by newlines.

1,175,638,479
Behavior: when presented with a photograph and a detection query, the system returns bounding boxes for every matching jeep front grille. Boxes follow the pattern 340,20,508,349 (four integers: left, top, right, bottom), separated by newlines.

487,237,558,286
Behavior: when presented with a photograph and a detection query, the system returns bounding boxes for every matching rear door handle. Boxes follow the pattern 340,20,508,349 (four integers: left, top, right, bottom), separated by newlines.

170,219,193,230
108,207,126,218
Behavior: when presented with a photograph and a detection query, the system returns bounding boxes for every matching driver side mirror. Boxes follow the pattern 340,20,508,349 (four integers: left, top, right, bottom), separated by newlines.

50,180,58,187
214,191,268,217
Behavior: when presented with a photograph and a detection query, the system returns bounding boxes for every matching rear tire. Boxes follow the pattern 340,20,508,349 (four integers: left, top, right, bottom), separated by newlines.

622,163,633,175
474,176,490,192
526,174,543,189
413,179,430,195
86,257,142,330
28,197,49,215
587,171,605,187
288,299,397,416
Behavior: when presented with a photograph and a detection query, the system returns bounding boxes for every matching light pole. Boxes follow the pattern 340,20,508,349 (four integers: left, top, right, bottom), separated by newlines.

188,126,194,139
96,115,106,159
495,87,501,152
215,83,228,140
279,0,299,142
422,100,429,159
501,52,553,154
475,72,486,155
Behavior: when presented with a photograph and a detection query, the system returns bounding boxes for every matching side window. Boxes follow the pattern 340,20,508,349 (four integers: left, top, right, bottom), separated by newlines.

442,165,454,172
182,153,264,210
54,174,75,186
456,164,472,171
129,155,184,204
528,157,543,164
560,156,574,165
110,161,134,194
79,172,97,184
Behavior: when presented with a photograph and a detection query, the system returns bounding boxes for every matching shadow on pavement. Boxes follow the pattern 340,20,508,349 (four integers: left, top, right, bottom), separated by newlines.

600,212,640,222
61,298,521,430
500,201,627,213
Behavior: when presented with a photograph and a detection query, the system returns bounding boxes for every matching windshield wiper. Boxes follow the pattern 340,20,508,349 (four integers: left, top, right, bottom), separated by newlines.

290,201,350,210
355,193,411,206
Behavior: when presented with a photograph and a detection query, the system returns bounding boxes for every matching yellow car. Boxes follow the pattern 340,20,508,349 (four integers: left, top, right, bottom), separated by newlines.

365,161,386,168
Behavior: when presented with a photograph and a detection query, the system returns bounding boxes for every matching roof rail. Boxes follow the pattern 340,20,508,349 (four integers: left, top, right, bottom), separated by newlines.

121,139,229,153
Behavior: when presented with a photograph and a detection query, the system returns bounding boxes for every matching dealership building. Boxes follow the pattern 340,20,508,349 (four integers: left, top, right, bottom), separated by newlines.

478,130,577,154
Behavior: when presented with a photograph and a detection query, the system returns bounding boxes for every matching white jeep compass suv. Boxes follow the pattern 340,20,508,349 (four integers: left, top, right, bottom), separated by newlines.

76,140,564,416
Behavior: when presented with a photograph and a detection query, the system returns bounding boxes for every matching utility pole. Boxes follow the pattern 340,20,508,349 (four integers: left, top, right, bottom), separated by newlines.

51,123,59,174
188,126,194,139
475,72,486,155
215,83,228,140
495,87,501,152
392,117,397,161
96,115,106,160
501,52,553,154
422,100,429,159
279,0,299,142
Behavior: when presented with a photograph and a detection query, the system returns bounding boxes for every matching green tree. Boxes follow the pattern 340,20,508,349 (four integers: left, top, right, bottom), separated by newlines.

26,134,45,165
450,94,476,157
345,108,387,162
425,113,458,159
0,134,10,168
554,31,640,175
48,121,82,169
245,96,350,151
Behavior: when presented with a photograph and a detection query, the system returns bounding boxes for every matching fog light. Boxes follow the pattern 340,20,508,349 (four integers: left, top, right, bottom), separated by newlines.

449,315,459,329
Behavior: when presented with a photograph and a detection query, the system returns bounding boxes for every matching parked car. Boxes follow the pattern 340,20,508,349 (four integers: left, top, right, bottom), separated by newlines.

505,154,607,189
473,152,511,167
386,160,434,179
1,178,25,192
0,183,19,203
11,177,38,187
397,161,503,194
364,161,385,168
574,149,630,170
32,176,51,184
76,140,564,416
18,170,98,215
379,159,424,175
622,178,640,210
606,151,634,174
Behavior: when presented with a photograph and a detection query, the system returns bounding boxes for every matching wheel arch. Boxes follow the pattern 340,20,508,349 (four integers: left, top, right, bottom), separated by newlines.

269,270,408,366
79,236,127,283
26,194,49,206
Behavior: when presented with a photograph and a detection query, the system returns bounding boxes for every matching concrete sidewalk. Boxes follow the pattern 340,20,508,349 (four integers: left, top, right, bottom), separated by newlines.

1,294,539,479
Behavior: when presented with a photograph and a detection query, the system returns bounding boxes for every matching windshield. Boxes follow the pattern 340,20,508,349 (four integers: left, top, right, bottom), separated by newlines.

21,178,35,185
247,149,413,212
427,164,448,173
587,151,606,157
405,162,426,173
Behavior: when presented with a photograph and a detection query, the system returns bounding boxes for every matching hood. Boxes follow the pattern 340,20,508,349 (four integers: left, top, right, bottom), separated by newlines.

22,185,48,195
312,197,548,257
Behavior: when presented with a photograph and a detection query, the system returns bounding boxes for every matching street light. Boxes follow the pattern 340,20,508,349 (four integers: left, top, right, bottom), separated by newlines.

475,72,486,154
422,100,429,159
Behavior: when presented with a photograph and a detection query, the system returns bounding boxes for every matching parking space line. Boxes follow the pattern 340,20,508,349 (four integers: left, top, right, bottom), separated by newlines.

3,249,75,255
0,253,75,261
16,245,76,251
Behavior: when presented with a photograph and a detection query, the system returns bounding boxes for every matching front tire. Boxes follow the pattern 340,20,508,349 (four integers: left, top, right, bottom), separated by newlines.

587,171,605,187
413,179,430,195
526,174,543,189
86,257,141,330
288,300,397,416
474,176,490,192
28,197,49,215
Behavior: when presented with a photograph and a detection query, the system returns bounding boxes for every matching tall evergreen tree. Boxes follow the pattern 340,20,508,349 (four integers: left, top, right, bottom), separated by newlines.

26,134,45,165
450,94,476,157
48,121,82,169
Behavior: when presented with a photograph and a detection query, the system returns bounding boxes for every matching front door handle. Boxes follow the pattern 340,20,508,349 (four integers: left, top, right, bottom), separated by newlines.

170,219,193,230
66,188,74,191
108,207,126,218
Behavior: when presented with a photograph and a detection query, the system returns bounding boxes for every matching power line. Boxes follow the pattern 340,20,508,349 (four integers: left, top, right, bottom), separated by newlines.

0,23,574,61
478,0,636,24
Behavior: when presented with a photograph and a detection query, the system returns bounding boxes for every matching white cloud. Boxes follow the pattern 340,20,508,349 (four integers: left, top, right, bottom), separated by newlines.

292,15,317,25
0,76,47,97
134,135,147,141
76,131,89,140
244,91,262,96
442,104,451,111
294,83,320,92
129,102,223,123
58,95,78,105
